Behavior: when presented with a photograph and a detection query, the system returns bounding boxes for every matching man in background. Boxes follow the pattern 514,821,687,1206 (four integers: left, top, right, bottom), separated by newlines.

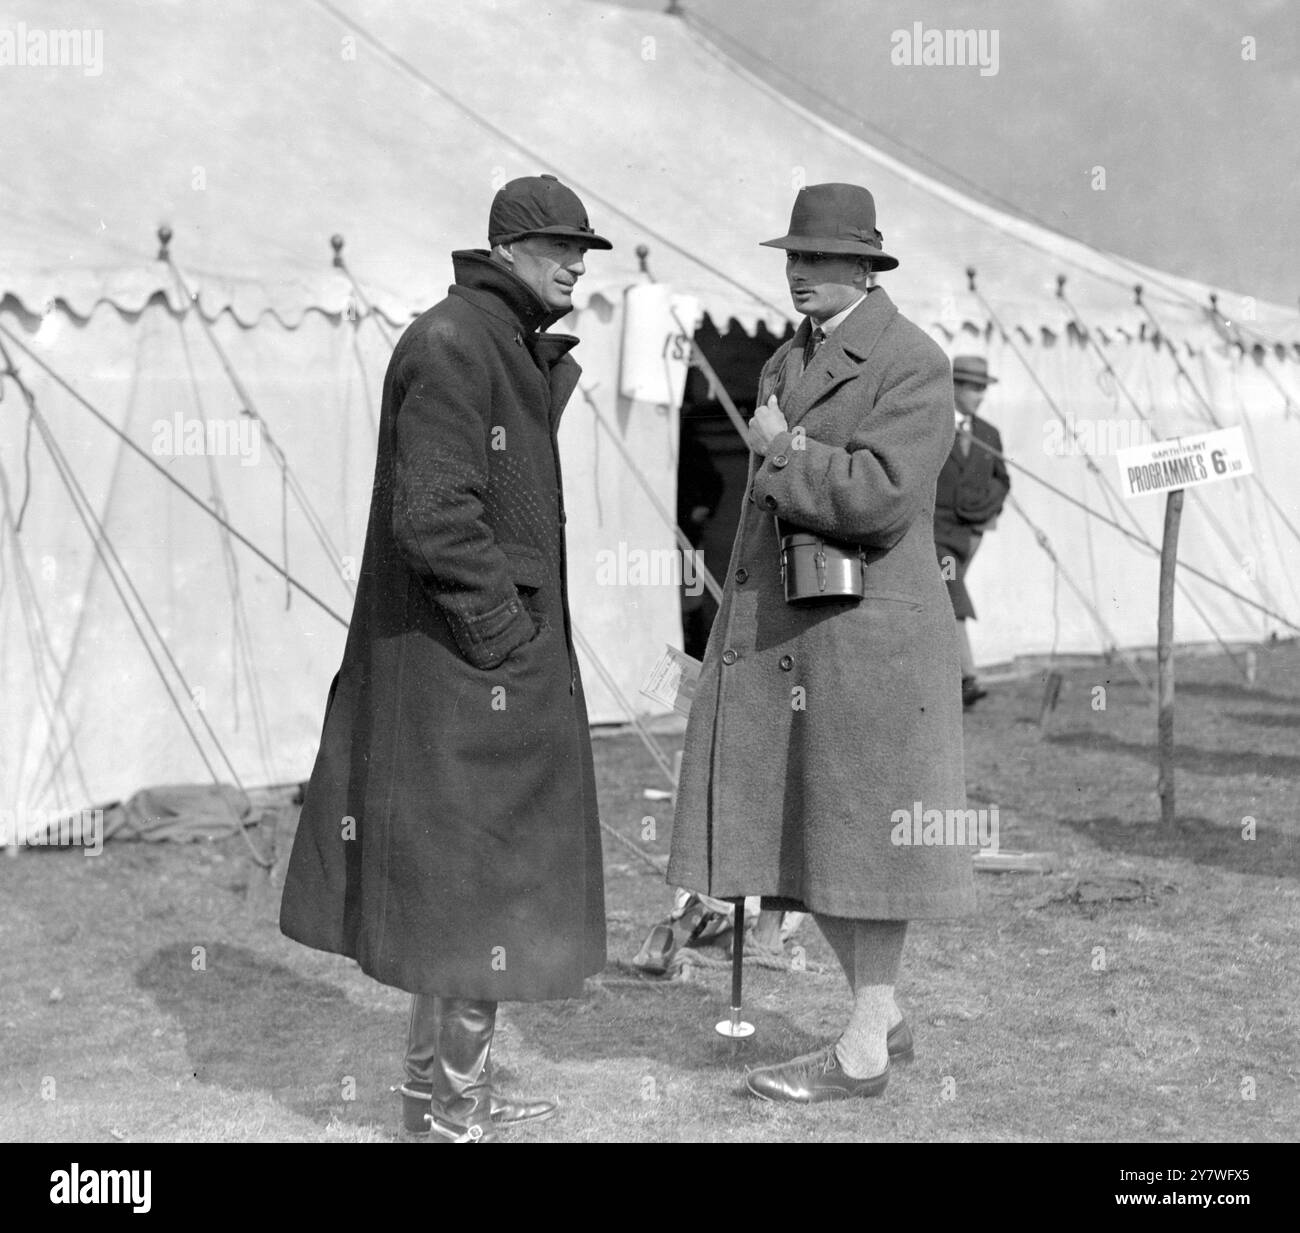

933,356,1010,708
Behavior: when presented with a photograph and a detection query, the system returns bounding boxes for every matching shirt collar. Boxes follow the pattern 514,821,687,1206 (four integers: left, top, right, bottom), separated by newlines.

811,294,867,337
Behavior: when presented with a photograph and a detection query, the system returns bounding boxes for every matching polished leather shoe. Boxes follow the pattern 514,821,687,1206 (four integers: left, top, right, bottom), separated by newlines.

745,1045,889,1103
887,1019,915,1064
485,1089,557,1126
814,1021,913,1066
962,676,988,709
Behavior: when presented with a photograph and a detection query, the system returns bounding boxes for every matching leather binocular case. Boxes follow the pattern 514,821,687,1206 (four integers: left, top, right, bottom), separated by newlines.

776,519,866,604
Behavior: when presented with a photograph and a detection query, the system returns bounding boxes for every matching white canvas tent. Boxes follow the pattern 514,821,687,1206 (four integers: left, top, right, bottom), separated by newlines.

3,0,1298,821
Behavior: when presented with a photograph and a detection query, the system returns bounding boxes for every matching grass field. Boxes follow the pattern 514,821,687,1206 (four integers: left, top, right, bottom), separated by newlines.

3,641,1297,1143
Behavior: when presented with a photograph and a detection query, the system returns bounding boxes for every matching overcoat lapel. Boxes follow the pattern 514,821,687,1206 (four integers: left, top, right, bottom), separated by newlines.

530,335,581,429
783,287,899,429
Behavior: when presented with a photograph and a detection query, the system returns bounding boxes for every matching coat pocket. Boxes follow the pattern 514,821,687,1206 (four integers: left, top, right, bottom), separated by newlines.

501,543,548,591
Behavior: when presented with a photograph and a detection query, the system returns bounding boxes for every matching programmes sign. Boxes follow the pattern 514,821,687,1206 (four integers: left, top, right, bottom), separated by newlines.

1116,426,1253,499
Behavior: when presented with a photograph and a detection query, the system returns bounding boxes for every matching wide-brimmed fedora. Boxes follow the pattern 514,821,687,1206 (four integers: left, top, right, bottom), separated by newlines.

760,183,898,270
951,356,999,387
489,174,613,250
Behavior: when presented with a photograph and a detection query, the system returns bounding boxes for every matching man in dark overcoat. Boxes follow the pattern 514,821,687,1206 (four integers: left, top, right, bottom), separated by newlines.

933,356,1011,707
667,183,976,1102
279,175,611,1141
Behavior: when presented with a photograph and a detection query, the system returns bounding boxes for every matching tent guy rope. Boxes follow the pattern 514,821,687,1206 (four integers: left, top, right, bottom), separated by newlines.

0,334,272,866
971,268,1272,665
0,320,350,631
159,228,355,608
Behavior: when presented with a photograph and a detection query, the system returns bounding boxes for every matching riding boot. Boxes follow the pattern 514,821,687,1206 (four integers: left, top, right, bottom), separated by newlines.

401,995,496,1142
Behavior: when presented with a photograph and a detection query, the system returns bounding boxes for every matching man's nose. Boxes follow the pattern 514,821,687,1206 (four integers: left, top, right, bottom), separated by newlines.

567,253,587,277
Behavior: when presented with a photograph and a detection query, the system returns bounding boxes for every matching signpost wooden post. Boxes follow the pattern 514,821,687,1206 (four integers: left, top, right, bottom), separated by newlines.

1116,426,1253,831
1156,491,1183,830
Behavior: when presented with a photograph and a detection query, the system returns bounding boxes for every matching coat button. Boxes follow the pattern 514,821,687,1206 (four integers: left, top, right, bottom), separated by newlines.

509,602,519,614
735,567,749,584
771,454,788,468
779,655,794,671
762,494,778,511
722,648,738,665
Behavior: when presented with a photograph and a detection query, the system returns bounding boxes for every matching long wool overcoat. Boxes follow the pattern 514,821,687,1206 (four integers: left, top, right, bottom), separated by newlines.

280,251,606,1000
667,287,976,919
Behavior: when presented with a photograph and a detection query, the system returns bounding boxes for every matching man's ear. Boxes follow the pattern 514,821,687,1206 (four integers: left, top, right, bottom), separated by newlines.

492,242,515,266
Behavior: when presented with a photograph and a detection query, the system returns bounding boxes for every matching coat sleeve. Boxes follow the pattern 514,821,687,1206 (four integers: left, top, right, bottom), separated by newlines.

389,317,536,669
749,337,953,550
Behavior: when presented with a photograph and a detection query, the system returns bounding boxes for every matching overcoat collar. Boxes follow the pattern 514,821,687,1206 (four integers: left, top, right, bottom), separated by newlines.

448,249,581,429
779,285,898,428
448,249,580,360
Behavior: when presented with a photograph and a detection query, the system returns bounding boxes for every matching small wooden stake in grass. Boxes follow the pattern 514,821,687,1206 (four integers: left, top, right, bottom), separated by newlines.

1157,489,1184,831
1038,671,1063,729
715,898,754,1040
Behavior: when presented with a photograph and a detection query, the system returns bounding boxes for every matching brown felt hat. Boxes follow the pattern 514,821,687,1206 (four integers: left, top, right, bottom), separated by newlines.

760,183,899,270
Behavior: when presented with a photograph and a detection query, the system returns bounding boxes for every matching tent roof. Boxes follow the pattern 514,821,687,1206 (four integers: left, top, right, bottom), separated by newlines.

3,0,1297,350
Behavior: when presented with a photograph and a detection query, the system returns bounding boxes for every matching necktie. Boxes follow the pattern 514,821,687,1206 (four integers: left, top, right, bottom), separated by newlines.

958,417,972,458
803,326,826,369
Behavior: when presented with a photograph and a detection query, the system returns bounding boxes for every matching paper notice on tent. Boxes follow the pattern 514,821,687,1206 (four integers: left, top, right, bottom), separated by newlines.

1116,426,1253,499
619,283,701,407
640,645,702,716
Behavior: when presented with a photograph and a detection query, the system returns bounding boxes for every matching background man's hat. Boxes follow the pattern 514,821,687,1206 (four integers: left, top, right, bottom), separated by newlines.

489,174,612,250
760,183,899,270
951,355,999,386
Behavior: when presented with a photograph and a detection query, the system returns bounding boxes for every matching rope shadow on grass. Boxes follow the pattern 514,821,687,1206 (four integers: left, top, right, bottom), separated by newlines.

1173,680,1300,707
1059,815,1299,879
135,942,400,1132
1230,710,1300,730
1045,730,1300,781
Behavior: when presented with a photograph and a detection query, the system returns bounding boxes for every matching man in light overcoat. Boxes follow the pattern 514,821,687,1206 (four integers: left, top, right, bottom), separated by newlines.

668,183,976,1102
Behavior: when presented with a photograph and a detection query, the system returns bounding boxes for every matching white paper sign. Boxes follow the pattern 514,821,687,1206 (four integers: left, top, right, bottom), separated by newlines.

619,283,701,406
1116,426,1253,499
640,645,702,716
